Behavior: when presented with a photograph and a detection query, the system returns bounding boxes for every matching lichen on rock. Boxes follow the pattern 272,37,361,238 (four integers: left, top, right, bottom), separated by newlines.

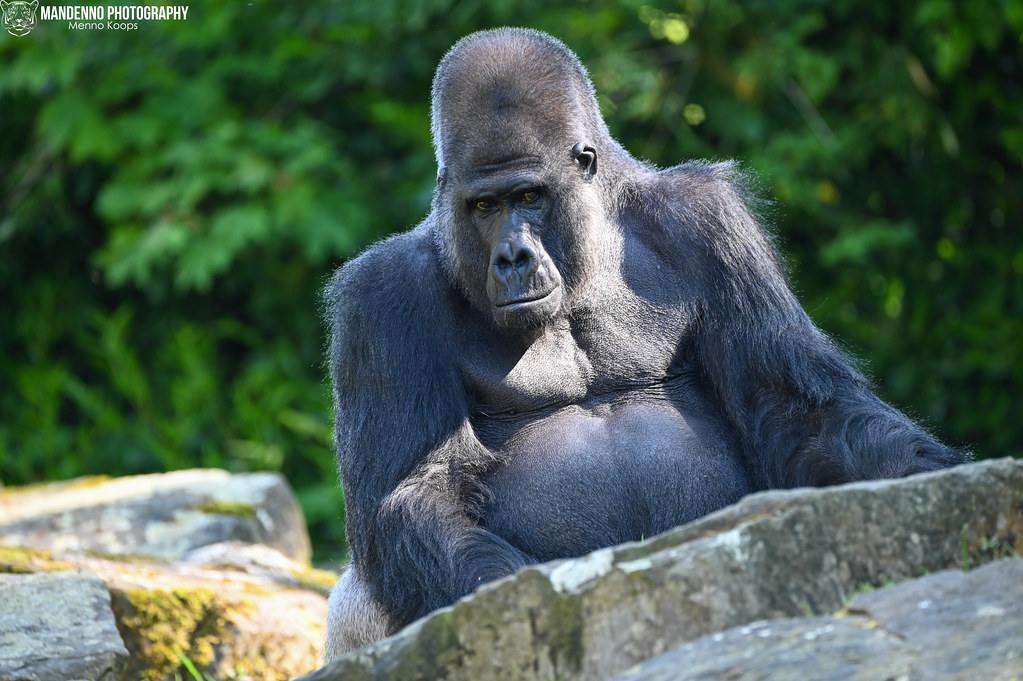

0,470,330,680
113,586,227,680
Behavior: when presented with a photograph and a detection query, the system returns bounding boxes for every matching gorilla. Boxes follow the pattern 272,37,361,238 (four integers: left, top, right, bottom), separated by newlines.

323,28,964,658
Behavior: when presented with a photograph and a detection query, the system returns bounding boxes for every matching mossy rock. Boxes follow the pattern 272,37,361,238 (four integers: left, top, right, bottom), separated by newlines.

113,586,227,681
0,546,78,574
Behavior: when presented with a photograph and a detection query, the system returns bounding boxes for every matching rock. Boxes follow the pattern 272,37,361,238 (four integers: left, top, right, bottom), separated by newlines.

101,556,328,681
181,541,338,595
848,559,1023,679
0,469,311,563
0,469,334,680
608,559,1023,681
297,458,1023,681
1,544,333,681
0,569,129,681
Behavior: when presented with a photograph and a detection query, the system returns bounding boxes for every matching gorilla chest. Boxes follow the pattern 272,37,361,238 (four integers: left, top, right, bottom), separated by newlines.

463,317,684,419
464,323,746,561
474,389,745,562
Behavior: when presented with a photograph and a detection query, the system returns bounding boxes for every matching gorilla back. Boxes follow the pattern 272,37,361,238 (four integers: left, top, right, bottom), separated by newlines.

323,27,964,659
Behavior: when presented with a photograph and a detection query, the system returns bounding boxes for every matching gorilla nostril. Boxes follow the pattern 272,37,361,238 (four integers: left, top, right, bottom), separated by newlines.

513,250,533,271
493,260,513,279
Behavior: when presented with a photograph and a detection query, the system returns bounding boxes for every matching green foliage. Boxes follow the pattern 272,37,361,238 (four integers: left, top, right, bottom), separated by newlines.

1,0,1021,562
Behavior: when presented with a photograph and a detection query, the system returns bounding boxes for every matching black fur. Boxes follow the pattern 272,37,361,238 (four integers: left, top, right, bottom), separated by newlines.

323,28,965,655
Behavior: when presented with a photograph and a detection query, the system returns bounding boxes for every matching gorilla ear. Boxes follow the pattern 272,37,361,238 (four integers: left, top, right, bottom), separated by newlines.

572,142,598,178
437,167,447,187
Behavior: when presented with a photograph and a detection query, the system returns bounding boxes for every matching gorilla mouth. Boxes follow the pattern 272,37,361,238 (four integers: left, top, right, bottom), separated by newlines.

494,289,555,308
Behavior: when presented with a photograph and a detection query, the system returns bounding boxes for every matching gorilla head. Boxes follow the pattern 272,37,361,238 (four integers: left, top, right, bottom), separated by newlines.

429,29,624,328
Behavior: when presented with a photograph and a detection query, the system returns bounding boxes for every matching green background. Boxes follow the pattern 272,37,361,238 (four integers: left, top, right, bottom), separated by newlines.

2,0,1021,563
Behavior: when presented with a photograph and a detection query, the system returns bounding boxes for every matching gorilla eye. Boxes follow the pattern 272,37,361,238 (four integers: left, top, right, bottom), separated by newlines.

474,199,495,213
521,190,540,204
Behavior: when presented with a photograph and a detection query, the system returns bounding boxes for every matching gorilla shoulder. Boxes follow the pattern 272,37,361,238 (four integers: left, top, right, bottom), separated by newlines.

650,160,757,217
323,222,459,357
614,161,758,267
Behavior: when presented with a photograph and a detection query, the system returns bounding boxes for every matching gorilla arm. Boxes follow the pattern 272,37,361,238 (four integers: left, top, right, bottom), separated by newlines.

661,162,965,488
324,234,531,630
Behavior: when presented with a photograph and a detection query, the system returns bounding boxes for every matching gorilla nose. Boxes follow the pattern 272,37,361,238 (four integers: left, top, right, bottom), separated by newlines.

491,237,538,285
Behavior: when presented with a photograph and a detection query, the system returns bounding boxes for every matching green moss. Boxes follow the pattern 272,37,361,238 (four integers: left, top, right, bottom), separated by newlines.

387,609,462,679
84,549,168,564
191,500,257,519
845,575,897,604
0,546,44,574
114,586,227,681
289,565,339,596
978,536,1022,562
546,594,584,674
0,475,111,497
0,546,77,573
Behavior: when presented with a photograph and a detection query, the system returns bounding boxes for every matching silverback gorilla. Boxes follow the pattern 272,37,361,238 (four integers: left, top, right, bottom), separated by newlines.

323,28,964,658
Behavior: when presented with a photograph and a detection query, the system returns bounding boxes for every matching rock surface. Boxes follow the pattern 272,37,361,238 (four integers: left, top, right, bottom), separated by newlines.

0,469,334,680
609,559,1023,681
298,458,1023,681
0,469,311,563
0,570,129,681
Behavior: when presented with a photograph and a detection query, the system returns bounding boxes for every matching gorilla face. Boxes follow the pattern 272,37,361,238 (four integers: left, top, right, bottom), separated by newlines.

455,141,601,329
467,164,564,328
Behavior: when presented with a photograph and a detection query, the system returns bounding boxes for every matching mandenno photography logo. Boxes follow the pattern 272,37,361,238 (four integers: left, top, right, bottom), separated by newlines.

2,3,189,36
1,0,39,36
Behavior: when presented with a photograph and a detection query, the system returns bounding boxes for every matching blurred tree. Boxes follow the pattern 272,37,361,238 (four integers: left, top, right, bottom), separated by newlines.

1,0,1020,561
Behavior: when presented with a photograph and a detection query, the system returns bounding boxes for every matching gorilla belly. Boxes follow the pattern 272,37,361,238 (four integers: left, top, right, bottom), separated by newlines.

480,398,751,562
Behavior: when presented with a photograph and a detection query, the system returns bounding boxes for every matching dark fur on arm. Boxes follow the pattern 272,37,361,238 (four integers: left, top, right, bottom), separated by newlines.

669,162,966,488
324,235,531,629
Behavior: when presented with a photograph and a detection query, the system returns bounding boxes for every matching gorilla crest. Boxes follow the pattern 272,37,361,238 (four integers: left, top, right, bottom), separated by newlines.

323,27,965,659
